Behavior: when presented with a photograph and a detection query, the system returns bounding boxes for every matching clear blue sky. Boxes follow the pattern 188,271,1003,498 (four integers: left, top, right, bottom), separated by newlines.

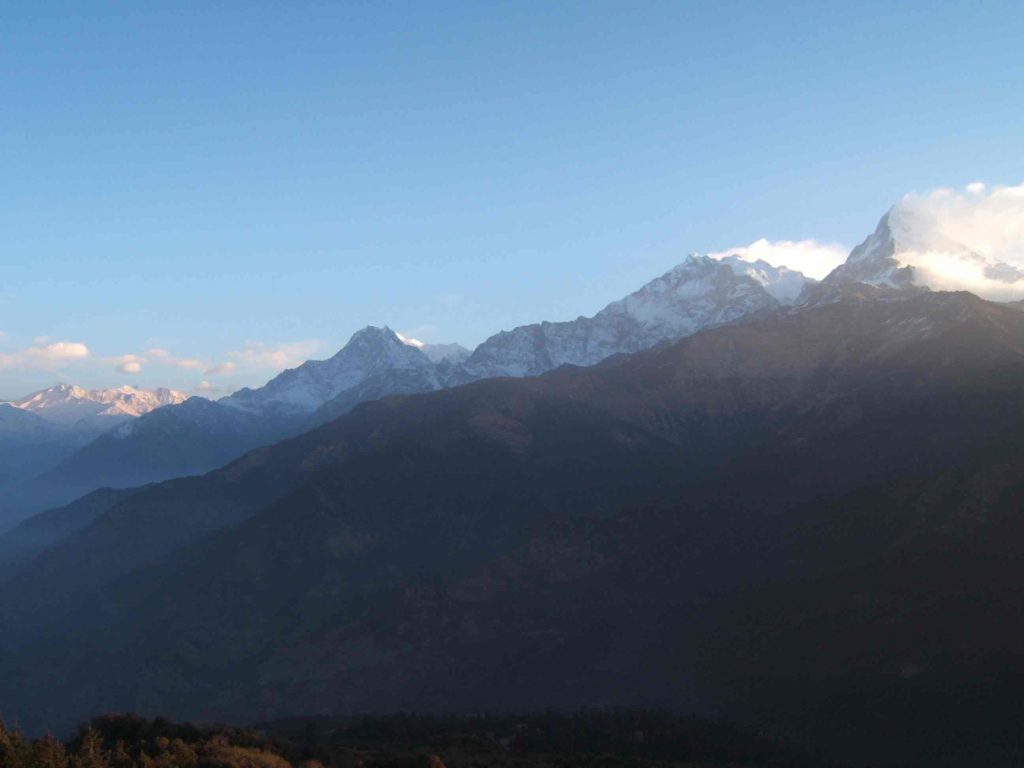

2,1,1022,398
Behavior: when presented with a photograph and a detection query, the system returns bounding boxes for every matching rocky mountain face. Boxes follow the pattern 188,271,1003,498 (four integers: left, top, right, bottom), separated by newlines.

2,259,812,526
220,327,452,418
0,402,54,442
2,290,1024,766
0,405,67,491
456,255,811,380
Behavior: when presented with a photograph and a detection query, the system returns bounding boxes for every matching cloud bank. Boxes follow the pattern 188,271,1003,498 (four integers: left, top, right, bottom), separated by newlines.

708,238,848,280
709,182,1024,300
890,181,1024,301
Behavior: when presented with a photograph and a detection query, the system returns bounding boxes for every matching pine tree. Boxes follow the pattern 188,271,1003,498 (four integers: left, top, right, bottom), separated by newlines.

106,741,132,768
71,730,107,768
31,735,70,768
0,719,31,768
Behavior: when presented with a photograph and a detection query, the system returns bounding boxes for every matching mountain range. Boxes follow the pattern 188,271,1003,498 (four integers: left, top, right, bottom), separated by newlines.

5,384,187,428
2,286,1024,766
0,252,812,525
2,202,1024,765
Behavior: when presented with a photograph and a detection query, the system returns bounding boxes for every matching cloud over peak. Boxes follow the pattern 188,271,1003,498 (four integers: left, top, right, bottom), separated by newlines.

896,181,1024,265
883,181,1024,301
709,238,848,280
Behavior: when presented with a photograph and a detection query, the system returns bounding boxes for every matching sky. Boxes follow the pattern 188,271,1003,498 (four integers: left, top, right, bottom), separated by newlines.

2,1,1023,399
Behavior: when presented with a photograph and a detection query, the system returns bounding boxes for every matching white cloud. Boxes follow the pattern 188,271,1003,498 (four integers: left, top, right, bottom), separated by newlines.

888,181,1024,301
144,348,207,371
898,181,1024,266
709,238,848,280
0,340,90,370
707,181,1024,299
175,357,206,371
108,354,145,374
228,340,324,371
144,347,173,362
96,342,318,389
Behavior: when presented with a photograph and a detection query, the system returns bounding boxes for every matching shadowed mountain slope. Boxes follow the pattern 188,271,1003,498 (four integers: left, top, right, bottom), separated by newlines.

2,291,1024,766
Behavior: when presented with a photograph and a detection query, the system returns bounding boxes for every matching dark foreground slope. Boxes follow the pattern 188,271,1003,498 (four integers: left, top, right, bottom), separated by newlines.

0,712,829,768
2,290,1024,766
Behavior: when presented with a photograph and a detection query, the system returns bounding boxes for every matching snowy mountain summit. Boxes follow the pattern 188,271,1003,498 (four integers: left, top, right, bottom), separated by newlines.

222,327,468,418
3,385,187,432
823,204,1024,299
457,254,815,380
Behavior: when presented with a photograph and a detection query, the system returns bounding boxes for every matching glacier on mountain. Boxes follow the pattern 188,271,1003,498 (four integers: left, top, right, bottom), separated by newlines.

456,254,815,380
3,385,188,433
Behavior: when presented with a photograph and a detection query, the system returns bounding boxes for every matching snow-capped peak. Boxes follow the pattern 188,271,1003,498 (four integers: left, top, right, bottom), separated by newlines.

823,203,1024,299
3,384,188,427
220,325,467,416
457,253,803,381
717,255,814,304
394,331,425,349
394,332,471,364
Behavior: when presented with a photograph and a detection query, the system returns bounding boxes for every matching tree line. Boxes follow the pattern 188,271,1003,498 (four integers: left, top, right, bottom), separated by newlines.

0,711,837,768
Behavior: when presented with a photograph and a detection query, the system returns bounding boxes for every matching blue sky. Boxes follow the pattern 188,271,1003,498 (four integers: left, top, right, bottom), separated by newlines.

2,1,1023,398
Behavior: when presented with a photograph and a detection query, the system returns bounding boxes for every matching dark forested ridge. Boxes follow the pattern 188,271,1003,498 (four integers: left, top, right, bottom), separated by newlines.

2,291,1024,766
0,712,831,768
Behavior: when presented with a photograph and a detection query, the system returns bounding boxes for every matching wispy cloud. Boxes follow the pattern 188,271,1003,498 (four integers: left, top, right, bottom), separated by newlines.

144,348,207,371
227,340,324,371
94,341,320,392
204,361,237,376
709,239,848,280
193,379,234,397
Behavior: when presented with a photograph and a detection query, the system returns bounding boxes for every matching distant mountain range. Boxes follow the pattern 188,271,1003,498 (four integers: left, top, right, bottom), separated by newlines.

5,384,187,428
0,386,187,509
